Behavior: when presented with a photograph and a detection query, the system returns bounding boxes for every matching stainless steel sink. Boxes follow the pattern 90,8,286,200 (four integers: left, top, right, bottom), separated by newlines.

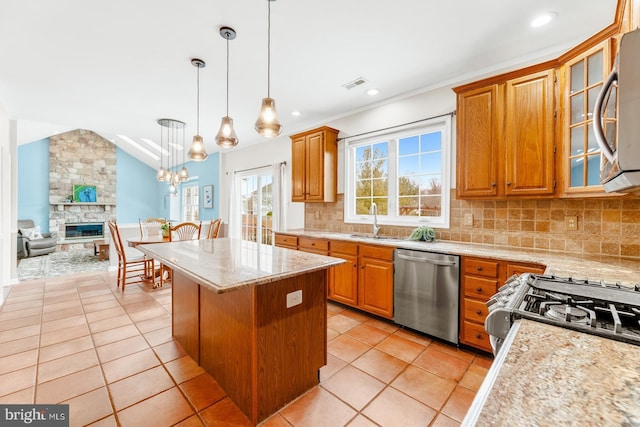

349,234,396,240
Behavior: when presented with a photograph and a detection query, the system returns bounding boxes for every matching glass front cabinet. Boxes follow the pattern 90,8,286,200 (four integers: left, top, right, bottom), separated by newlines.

563,40,616,195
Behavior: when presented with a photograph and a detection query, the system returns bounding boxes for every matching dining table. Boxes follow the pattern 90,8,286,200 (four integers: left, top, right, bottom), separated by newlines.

126,234,170,282
127,234,170,248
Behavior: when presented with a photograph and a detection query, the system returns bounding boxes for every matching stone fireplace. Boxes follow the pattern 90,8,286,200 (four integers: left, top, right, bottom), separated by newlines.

48,130,117,243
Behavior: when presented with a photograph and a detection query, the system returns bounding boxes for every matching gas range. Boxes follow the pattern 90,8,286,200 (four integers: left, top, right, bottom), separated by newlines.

484,273,640,355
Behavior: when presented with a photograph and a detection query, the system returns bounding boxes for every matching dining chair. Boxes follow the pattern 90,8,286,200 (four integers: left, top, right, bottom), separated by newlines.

139,217,167,237
169,221,202,242
206,218,222,239
159,221,202,287
108,220,154,291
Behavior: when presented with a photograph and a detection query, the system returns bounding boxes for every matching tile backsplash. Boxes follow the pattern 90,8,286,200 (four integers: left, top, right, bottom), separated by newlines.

304,192,640,259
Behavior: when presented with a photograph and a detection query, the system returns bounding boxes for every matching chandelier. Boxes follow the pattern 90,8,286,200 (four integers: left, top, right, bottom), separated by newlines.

157,118,187,195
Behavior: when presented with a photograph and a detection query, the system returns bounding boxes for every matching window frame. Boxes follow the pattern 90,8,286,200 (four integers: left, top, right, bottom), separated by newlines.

181,183,200,222
344,116,451,229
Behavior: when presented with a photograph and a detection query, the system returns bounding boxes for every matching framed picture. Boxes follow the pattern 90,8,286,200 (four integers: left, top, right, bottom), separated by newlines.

203,185,213,209
73,184,97,202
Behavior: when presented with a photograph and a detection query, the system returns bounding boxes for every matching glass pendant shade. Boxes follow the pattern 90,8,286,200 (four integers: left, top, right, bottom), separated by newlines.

188,134,207,161
189,58,208,161
216,116,239,148
179,166,189,182
156,167,166,181
255,97,282,137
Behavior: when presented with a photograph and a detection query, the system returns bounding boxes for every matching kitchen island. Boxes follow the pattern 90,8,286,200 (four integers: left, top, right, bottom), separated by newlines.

136,238,344,425
463,319,640,426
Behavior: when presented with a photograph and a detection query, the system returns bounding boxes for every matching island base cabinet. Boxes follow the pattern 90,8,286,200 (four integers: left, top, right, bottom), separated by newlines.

171,271,200,363
194,269,327,425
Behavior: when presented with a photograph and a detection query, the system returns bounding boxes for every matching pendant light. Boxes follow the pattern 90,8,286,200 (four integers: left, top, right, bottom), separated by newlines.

255,0,282,137
179,125,189,181
188,58,208,161
216,26,239,148
158,118,185,194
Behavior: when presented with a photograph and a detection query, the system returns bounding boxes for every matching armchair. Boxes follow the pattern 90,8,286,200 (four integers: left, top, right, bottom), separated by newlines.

17,219,57,258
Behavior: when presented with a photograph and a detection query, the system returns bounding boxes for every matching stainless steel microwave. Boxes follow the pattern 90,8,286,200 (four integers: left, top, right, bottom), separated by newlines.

594,28,640,194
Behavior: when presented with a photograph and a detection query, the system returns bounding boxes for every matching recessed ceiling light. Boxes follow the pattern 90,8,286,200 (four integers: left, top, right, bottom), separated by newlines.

366,88,379,96
531,12,557,28
291,110,301,117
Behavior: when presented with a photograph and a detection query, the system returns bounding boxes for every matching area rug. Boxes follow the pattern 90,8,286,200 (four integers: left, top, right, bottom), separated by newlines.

17,249,111,281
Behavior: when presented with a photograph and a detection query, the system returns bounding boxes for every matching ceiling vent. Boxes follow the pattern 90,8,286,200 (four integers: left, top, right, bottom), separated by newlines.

342,77,367,90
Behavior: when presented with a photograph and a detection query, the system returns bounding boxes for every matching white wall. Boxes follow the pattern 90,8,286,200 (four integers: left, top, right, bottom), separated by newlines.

219,85,457,230
0,102,17,287
220,137,305,230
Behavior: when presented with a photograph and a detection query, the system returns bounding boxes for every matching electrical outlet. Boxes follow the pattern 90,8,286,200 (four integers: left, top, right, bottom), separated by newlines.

565,215,578,231
286,290,302,308
464,213,473,226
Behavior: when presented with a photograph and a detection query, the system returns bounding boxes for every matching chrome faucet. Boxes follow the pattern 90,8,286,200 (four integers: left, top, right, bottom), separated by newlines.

370,202,381,237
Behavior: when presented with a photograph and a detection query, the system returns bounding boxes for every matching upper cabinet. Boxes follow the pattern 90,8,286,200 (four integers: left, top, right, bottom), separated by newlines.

455,67,556,199
504,70,556,197
455,0,635,200
560,40,615,196
456,84,501,198
291,126,339,203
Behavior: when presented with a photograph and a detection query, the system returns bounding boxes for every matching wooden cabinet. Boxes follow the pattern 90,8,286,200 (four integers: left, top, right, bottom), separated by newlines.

457,84,501,197
276,233,395,318
358,244,395,319
560,40,614,196
460,256,546,353
291,126,339,203
504,70,556,197
329,241,358,306
455,68,556,199
274,233,298,249
505,262,546,278
298,237,329,255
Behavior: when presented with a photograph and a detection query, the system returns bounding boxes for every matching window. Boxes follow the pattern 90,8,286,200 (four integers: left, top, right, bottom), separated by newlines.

345,116,451,228
182,184,199,222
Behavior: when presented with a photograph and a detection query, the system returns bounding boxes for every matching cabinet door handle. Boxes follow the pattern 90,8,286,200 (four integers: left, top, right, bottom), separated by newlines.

476,309,482,315
477,266,483,271
475,333,482,339
506,182,511,186
476,287,483,293
491,182,496,187
353,264,357,268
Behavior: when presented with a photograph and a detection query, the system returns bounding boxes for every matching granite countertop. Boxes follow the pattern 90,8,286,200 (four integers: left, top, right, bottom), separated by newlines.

136,238,344,293
279,229,640,285
464,319,640,426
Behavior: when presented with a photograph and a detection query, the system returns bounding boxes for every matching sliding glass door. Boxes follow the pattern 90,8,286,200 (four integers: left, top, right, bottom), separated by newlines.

237,168,273,244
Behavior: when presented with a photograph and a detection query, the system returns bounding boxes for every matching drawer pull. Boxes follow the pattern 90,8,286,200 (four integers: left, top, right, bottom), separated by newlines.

311,242,315,246
476,309,482,315
476,287,483,293
477,266,483,271
475,333,482,339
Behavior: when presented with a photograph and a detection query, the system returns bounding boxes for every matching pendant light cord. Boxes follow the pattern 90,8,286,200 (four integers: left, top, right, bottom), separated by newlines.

226,37,230,116
267,0,271,98
196,66,200,135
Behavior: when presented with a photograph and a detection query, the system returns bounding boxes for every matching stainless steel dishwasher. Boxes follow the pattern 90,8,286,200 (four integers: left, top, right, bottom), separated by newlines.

394,249,460,344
